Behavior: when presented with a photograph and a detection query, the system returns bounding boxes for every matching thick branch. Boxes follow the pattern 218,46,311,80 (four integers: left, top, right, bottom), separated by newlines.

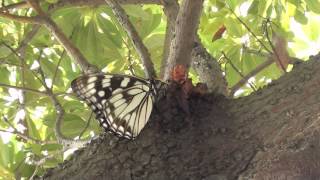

192,43,228,95
0,0,161,12
164,0,204,80
56,0,161,7
105,0,156,78
161,1,227,94
43,53,320,180
159,0,179,78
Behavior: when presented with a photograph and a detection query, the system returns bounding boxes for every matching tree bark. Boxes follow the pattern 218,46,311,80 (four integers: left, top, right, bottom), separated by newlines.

42,53,320,179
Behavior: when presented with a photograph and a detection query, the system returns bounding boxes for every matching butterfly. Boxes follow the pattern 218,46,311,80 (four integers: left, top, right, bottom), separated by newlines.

71,73,166,139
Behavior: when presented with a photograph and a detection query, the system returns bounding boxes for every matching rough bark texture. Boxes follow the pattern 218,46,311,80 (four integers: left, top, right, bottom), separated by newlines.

42,54,320,179
192,42,228,96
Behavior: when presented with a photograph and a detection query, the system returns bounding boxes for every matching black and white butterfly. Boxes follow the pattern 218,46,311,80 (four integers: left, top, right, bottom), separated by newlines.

71,73,166,139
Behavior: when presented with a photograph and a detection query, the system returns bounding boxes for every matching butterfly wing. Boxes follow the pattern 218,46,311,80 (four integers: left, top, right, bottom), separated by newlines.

71,74,155,139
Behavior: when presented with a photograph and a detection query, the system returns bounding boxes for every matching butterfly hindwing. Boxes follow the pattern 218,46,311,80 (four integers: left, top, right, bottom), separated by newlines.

71,73,158,139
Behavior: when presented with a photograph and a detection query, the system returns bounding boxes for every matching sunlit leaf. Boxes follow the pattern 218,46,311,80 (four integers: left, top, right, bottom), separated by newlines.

305,0,320,14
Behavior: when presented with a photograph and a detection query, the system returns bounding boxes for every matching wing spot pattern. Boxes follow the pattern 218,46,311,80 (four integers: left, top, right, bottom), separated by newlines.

71,74,165,139
87,77,97,84
98,90,105,97
121,77,130,87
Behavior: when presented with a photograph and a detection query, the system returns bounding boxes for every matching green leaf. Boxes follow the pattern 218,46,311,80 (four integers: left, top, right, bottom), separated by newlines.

124,5,150,20
41,144,62,152
266,4,273,17
24,70,42,89
46,0,58,4
61,114,87,137
294,9,308,24
248,0,259,15
41,59,56,77
226,0,238,9
305,17,320,41
305,0,320,14
26,116,41,140
224,17,244,37
0,140,15,171
62,100,86,113
144,33,164,51
0,45,11,58
43,113,56,127
96,15,122,48
15,163,35,178
0,67,10,84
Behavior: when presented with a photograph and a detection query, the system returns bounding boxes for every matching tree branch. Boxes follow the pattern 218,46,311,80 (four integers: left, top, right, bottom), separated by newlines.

159,0,179,78
228,7,272,54
164,0,204,81
55,0,161,8
192,43,228,95
0,116,56,144
0,128,56,144
0,11,41,24
160,0,228,94
25,0,99,74
34,51,89,149
105,0,156,79
0,1,29,11
0,83,47,95
229,47,304,96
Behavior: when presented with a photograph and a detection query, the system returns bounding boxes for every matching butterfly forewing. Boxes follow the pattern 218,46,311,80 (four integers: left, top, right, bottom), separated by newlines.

71,74,159,139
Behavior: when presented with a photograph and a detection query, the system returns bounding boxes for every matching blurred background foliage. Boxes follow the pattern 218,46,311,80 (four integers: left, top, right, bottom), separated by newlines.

0,0,320,179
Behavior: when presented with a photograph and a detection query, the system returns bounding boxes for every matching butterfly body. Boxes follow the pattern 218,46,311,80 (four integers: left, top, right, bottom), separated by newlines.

71,73,166,139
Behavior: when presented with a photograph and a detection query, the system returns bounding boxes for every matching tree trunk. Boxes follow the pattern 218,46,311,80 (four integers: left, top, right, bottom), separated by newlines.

42,54,320,180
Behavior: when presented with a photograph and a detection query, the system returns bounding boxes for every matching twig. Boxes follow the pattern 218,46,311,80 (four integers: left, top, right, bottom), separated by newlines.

35,51,88,148
0,1,29,12
0,128,56,144
16,25,41,53
228,7,272,54
52,50,65,89
17,27,29,136
30,150,63,166
0,11,41,24
104,0,156,79
244,47,303,64
163,0,204,81
126,49,136,76
222,52,257,92
0,83,47,95
1,115,56,144
29,165,39,180
15,0,99,74
230,58,274,96
264,20,286,72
